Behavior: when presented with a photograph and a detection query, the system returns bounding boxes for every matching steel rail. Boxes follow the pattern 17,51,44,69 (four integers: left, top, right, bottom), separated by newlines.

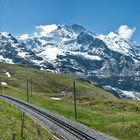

0,95,96,140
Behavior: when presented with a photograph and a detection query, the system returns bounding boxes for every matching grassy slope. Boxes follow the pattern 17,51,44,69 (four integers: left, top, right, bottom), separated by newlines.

0,99,54,140
0,63,116,99
0,63,140,140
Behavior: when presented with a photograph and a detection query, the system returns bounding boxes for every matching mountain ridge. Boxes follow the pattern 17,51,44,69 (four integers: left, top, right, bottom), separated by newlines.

0,24,140,100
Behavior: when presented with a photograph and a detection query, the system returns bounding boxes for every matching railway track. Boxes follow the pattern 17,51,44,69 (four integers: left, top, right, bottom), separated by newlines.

0,94,115,140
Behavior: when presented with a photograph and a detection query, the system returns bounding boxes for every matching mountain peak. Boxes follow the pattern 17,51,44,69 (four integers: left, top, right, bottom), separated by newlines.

0,32,12,38
108,32,117,39
71,24,86,33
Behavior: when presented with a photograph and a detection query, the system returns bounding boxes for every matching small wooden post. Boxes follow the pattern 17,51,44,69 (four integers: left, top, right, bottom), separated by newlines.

73,81,77,120
21,112,25,138
30,78,32,97
27,80,29,102
0,83,2,94
12,132,16,140
0,78,2,94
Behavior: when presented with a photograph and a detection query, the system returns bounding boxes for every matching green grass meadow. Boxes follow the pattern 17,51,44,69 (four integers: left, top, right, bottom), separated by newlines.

0,63,140,140
0,99,54,140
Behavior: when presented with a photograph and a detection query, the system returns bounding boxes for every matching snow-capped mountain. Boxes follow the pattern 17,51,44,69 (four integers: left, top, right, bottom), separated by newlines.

0,24,140,100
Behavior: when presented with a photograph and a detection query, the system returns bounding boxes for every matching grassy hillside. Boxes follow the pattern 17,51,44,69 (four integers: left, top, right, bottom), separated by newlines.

0,63,116,100
0,99,54,140
0,63,140,140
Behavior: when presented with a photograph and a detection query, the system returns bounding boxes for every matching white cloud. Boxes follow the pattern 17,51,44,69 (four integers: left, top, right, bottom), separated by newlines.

117,25,136,40
35,24,58,36
18,34,29,41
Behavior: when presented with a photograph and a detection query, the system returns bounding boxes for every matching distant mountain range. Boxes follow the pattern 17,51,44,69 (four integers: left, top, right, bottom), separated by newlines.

0,24,140,100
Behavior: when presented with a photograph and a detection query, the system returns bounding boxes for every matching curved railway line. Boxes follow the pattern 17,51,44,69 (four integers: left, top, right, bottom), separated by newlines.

0,94,115,140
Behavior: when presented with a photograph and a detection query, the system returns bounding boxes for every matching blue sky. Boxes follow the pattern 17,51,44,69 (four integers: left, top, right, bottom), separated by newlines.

0,0,139,43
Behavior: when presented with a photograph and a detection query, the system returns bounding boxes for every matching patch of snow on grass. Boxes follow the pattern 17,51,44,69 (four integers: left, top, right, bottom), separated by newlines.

5,72,11,77
51,97,62,101
1,82,7,86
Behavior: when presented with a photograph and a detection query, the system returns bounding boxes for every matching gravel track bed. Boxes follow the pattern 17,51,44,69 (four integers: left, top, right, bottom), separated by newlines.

0,95,117,140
